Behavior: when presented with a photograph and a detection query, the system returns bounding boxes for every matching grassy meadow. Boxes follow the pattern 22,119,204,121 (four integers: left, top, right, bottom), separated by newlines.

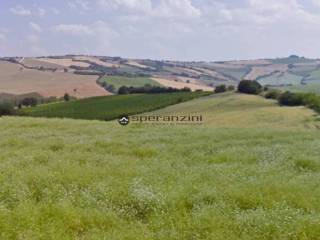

1,93,320,239
99,76,162,91
18,92,210,121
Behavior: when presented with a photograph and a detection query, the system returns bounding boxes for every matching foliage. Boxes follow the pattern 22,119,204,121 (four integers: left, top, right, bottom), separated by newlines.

265,90,282,100
2,93,320,238
0,102,14,116
118,86,191,95
238,80,262,95
214,85,227,93
18,92,210,120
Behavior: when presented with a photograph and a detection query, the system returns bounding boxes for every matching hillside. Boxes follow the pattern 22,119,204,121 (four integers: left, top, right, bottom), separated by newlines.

1,93,320,238
1,55,320,99
19,92,210,121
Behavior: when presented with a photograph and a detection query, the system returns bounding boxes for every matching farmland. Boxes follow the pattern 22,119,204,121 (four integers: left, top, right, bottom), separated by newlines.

0,61,109,98
1,55,320,99
19,91,210,120
99,76,162,92
1,93,320,239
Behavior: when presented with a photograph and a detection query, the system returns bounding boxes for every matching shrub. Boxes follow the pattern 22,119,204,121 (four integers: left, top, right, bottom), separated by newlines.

64,93,70,102
118,86,130,95
238,80,262,95
278,91,304,106
265,90,282,100
214,85,227,93
21,97,38,107
0,102,14,116
227,85,235,91
118,86,191,95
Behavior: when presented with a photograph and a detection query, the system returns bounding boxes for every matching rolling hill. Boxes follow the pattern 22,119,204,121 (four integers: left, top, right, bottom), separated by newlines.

1,93,320,238
1,55,320,100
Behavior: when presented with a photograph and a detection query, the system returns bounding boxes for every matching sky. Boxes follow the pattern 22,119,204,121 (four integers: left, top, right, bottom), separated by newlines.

1,0,320,61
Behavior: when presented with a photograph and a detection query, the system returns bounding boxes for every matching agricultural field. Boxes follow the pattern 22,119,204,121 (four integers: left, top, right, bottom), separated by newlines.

275,83,320,95
99,76,162,91
1,93,320,238
245,64,288,80
304,69,320,84
258,72,303,86
19,92,210,120
151,77,214,91
0,61,108,98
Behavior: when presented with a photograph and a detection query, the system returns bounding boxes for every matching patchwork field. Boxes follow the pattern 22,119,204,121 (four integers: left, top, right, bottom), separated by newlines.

258,72,303,86
19,92,210,120
99,76,162,91
1,93,320,239
0,61,108,98
245,64,288,80
152,77,214,91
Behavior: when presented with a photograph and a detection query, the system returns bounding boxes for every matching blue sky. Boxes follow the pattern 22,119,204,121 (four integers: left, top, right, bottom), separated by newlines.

1,0,320,61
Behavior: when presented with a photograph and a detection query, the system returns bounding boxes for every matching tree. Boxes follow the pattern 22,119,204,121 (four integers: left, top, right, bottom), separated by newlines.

227,85,235,91
0,102,14,116
237,80,262,95
118,86,129,95
214,85,227,93
64,93,70,102
21,97,38,107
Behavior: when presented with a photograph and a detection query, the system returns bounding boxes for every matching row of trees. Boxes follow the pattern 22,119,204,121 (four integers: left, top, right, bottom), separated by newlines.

118,86,191,94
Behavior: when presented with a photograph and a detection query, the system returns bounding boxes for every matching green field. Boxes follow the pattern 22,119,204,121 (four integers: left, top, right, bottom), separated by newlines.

2,93,320,239
18,92,210,120
99,76,162,91
258,72,303,86
275,83,320,95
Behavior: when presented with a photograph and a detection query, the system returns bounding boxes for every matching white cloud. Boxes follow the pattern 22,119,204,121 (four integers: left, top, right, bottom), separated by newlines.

97,0,152,12
53,24,94,35
37,7,46,16
68,0,91,11
10,5,32,16
153,0,201,18
0,33,6,42
29,22,42,33
97,0,200,18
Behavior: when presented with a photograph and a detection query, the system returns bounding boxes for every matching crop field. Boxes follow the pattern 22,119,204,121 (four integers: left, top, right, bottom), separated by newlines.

258,72,303,86
0,61,108,98
275,84,320,95
245,64,288,80
99,76,162,91
19,92,210,120
152,77,214,91
304,69,320,84
1,93,320,239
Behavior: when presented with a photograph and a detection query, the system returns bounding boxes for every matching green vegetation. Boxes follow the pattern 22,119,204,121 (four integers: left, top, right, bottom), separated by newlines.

238,80,262,95
18,92,210,121
1,93,320,238
276,83,320,95
258,72,303,86
99,76,161,92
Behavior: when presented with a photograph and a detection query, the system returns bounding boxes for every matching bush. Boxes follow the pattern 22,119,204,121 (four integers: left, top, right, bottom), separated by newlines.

214,85,227,93
64,93,70,102
118,86,191,95
21,97,38,107
238,80,262,95
0,102,14,116
227,85,235,91
278,91,304,106
265,90,282,100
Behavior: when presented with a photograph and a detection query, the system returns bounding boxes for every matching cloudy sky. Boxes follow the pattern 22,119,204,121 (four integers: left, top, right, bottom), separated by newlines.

1,0,320,61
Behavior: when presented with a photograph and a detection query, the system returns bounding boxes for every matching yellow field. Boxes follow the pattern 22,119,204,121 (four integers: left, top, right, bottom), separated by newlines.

0,61,109,98
152,77,214,91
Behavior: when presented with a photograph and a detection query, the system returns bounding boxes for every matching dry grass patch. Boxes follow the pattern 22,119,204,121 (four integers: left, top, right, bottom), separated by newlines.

0,61,109,98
